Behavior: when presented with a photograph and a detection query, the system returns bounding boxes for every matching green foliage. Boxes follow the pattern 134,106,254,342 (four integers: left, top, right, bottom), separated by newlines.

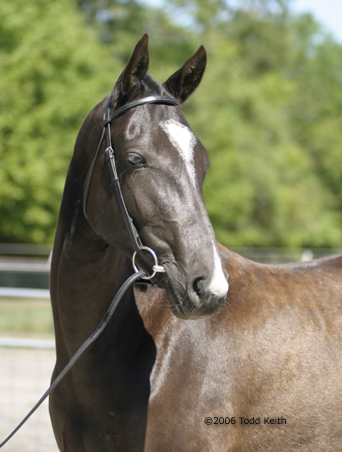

0,0,195,244
1,0,342,249
182,8,342,247
188,25,342,247
0,0,121,243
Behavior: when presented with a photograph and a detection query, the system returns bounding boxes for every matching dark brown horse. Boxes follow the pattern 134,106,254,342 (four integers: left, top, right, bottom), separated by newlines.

50,34,342,451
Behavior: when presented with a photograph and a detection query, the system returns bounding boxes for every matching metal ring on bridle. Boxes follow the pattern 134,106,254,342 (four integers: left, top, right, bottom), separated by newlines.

132,246,166,280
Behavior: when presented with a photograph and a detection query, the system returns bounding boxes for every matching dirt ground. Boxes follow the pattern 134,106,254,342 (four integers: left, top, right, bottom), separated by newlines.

0,345,59,452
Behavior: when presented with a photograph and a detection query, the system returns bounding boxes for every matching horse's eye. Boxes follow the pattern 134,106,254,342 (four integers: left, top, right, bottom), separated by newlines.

127,153,146,167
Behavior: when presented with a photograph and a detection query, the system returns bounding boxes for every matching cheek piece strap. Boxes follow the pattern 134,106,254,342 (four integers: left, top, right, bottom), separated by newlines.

83,95,179,275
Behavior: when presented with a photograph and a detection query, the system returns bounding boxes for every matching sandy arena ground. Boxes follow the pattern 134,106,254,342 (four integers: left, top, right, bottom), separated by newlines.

0,345,59,452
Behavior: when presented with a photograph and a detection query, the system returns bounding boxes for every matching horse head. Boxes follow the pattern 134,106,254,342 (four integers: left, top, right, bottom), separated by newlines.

82,34,229,320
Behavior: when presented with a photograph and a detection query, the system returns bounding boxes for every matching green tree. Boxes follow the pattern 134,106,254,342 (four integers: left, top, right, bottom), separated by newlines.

0,0,197,244
75,0,198,73
0,0,121,243
181,4,342,247
2,0,342,250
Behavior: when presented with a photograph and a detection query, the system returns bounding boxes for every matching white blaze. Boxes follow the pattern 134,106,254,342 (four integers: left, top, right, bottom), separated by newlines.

161,119,196,185
161,120,229,299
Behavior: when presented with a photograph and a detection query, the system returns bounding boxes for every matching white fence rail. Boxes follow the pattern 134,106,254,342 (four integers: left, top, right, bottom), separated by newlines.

0,288,50,299
0,244,51,295
1,244,342,298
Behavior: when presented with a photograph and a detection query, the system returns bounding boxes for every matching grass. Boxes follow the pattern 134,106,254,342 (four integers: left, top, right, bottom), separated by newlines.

0,298,54,339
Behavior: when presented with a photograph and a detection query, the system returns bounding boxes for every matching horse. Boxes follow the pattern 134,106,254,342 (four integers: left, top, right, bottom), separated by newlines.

49,34,342,451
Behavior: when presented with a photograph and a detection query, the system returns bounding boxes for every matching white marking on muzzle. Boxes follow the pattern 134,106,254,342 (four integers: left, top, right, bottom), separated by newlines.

207,243,229,298
161,119,196,185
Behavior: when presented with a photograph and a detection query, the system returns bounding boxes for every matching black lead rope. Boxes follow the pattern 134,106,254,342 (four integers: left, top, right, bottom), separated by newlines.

0,270,147,449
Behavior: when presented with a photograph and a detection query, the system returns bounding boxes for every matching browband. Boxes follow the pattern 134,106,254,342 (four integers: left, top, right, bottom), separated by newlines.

102,95,179,127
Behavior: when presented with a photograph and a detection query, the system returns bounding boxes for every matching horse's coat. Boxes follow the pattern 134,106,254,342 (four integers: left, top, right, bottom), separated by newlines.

49,34,342,451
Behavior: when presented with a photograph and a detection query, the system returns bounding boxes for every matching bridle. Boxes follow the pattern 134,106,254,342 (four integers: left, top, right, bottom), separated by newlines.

0,94,181,448
83,94,179,279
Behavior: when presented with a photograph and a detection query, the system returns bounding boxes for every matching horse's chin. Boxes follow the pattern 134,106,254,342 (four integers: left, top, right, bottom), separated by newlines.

150,261,227,320
162,276,223,321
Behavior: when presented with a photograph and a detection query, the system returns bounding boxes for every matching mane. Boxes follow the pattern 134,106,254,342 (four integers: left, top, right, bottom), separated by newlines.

53,98,105,252
142,74,165,95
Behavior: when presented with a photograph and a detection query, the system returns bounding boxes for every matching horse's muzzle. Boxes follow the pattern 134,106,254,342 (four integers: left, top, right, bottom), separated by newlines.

162,266,229,320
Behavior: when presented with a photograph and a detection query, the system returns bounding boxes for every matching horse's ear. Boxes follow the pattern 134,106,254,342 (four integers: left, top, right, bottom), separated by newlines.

112,34,149,97
163,46,207,104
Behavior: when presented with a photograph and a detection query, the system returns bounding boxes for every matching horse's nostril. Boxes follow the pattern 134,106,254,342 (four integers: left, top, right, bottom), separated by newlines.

193,277,204,300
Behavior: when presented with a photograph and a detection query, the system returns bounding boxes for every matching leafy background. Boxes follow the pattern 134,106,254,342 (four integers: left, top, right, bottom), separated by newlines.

1,0,342,248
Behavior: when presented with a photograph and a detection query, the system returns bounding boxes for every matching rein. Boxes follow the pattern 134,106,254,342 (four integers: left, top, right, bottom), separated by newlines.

0,95,179,448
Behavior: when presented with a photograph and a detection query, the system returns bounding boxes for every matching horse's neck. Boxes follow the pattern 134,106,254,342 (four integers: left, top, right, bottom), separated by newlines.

50,176,137,347
52,198,130,289
52,153,127,282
